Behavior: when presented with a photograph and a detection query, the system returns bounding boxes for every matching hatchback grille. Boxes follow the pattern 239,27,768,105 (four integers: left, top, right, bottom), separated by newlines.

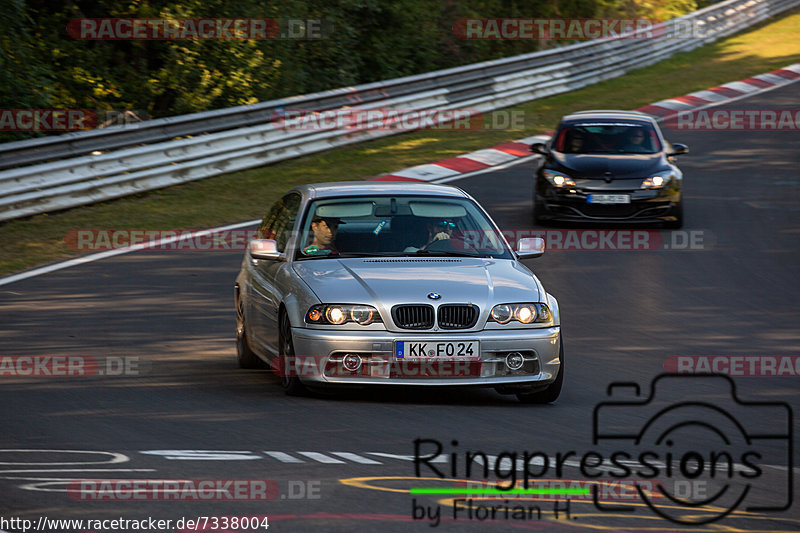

392,305,435,329
438,304,479,329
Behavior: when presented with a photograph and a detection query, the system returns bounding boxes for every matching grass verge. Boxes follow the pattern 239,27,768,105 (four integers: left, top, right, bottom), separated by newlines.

1,8,799,277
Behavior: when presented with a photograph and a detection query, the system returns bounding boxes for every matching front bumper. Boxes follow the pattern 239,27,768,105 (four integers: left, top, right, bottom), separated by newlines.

289,326,561,387
536,188,680,223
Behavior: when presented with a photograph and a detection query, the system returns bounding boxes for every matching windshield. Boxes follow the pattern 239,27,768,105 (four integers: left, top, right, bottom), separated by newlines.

553,122,662,154
296,195,513,260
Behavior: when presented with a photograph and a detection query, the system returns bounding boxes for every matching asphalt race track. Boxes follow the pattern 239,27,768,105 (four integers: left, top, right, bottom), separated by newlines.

1,83,798,532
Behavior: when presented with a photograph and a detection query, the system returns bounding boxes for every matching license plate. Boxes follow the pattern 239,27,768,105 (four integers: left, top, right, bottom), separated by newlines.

395,340,478,359
588,194,630,204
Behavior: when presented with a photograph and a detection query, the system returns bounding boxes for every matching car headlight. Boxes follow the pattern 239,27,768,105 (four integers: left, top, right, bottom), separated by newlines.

543,169,576,188
641,175,671,189
490,303,552,324
306,304,382,325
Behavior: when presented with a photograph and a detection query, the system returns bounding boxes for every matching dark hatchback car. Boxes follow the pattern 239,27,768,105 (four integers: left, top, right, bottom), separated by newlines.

531,110,688,227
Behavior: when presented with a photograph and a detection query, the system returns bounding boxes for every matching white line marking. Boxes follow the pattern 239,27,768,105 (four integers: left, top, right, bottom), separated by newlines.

0,219,260,287
329,452,382,464
140,450,262,460
0,449,128,465
264,451,305,463
0,468,155,473
366,452,449,463
296,452,345,464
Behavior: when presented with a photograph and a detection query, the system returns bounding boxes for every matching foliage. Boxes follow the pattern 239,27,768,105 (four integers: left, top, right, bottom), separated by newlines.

1,0,704,141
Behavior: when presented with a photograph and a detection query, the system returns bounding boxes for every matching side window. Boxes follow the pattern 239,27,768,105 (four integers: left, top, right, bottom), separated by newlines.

273,193,301,252
257,200,284,242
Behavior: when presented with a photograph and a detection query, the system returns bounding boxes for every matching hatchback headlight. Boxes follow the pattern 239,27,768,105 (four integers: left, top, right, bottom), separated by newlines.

641,175,671,189
306,304,382,325
543,169,576,188
490,303,552,324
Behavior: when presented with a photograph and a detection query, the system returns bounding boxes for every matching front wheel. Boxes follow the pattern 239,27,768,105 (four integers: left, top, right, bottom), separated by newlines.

517,338,563,404
664,201,683,229
279,311,308,396
533,196,547,225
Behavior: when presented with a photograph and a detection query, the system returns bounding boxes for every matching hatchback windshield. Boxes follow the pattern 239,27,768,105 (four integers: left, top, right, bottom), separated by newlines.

296,195,513,259
554,122,662,154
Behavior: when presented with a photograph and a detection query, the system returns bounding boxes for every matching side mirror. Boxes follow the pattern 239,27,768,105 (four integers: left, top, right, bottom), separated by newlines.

249,239,281,260
530,143,549,156
669,143,688,156
516,237,545,259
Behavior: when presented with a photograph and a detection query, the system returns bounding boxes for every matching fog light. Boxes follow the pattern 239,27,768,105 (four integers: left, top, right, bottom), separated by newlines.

342,354,363,372
505,352,524,371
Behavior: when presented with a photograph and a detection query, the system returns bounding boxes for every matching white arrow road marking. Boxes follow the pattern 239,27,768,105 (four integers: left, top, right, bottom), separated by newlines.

264,451,305,463
296,452,345,464
329,452,382,464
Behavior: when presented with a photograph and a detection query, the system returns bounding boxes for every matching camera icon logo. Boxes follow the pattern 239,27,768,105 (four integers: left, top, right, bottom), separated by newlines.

592,373,793,525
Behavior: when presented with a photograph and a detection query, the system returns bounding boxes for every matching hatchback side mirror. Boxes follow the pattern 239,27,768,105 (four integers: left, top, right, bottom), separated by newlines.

530,143,549,155
669,143,689,156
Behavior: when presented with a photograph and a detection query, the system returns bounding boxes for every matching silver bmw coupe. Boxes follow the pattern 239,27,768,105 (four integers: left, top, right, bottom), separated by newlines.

234,181,563,403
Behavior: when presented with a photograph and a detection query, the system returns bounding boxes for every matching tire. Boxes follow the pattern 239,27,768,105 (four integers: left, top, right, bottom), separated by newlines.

664,202,683,229
279,311,308,396
236,299,261,369
517,338,564,404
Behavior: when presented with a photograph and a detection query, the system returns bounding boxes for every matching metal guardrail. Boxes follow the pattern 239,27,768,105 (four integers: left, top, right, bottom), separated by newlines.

0,0,797,222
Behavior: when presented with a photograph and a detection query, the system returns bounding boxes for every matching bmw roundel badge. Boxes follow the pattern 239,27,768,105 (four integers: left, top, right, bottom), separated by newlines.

427,292,441,300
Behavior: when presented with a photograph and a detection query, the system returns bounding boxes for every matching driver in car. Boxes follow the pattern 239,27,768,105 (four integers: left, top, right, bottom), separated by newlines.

620,128,650,152
303,216,341,255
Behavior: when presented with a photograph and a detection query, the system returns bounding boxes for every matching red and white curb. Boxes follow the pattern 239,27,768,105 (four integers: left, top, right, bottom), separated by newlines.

373,62,800,184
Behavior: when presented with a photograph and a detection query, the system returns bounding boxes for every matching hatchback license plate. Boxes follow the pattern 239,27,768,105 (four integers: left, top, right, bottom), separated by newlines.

588,194,630,204
395,340,478,359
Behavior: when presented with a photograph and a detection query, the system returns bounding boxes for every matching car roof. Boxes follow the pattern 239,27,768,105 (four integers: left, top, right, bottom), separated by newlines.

291,181,469,200
560,110,657,125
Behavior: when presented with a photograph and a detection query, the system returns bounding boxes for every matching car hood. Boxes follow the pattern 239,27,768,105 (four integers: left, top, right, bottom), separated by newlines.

552,152,665,180
293,257,540,309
